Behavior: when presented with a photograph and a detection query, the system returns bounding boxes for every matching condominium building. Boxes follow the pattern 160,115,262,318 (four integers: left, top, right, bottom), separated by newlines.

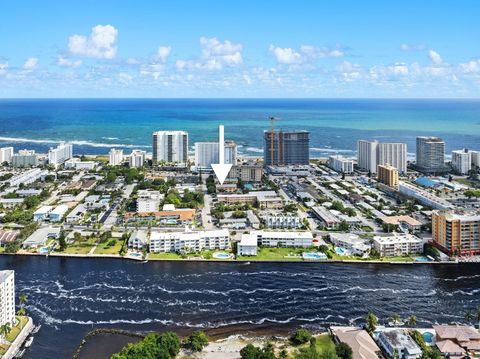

432,210,480,255
227,164,263,182
264,213,302,229
217,191,283,209
152,130,188,164
357,140,407,174
8,168,48,187
237,233,258,256
0,147,14,164
48,143,73,166
64,158,95,170
194,140,237,169
136,190,162,213
253,230,314,247
12,150,38,168
0,270,15,327
451,149,471,174
149,229,229,253
398,181,453,210
264,130,310,166
109,148,124,166
377,164,399,188
372,234,423,257
416,136,446,173
471,150,480,168
328,155,354,174
128,150,146,168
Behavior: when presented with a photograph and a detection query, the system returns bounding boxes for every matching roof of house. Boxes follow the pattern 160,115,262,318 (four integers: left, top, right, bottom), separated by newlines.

433,325,480,342
436,340,465,355
331,327,381,359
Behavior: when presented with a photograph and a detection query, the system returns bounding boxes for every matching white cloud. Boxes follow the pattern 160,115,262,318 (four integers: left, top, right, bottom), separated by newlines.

269,45,302,64
118,72,133,83
400,43,426,51
0,62,8,76
459,60,480,74
57,56,82,68
68,25,118,59
175,37,243,71
23,57,38,70
300,45,344,58
429,50,442,64
156,46,171,62
243,74,252,85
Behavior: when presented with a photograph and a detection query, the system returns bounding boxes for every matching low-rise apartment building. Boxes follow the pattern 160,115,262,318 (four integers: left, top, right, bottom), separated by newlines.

372,233,423,257
149,229,229,253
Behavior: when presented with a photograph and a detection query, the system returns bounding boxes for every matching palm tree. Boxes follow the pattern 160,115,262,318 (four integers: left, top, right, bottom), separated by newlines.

407,315,417,327
0,323,11,339
465,309,474,323
391,314,402,326
19,293,28,306
475,306,480,329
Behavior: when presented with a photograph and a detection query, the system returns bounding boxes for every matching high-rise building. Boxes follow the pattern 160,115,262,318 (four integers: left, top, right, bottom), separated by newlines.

0,270,15,327
48,143,73,166
357,140,407,174
227,164,264,182
432,210,480,255
328,155,354,174
0,147,14,164
109,148,124,166
128,150,146,168
416,136,446,173
12,150,38,168
264,130,309,166
471,150,480,168
451,149,471,174
377,164,399,188
194,140,237,170
152,131,188,164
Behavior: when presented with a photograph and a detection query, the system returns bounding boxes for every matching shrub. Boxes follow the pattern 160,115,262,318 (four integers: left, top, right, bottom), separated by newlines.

186,330,209,352
290,328,312,345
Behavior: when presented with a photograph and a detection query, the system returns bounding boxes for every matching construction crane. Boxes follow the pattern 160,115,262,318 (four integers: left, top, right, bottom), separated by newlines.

268,116,279,166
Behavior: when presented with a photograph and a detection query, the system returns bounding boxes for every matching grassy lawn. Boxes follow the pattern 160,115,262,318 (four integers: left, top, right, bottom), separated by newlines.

148,252,184,259
238,247,305,261
60,237,98,254
6,316,28,342
315,334,336,354
385,255,415,262
94,238,124,255
0,344,9,355
0,246,5,253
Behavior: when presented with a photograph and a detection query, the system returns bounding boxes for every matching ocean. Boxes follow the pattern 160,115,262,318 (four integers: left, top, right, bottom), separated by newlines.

0,256,478,359
0,99,479,158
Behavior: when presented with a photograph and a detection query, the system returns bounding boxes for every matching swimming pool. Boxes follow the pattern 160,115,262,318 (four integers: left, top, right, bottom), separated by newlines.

335,247,350,256
422,331,434,344
38,247,50,254
213,252,231,259
415,256,430,262
302,252,327,260
130,253,142,258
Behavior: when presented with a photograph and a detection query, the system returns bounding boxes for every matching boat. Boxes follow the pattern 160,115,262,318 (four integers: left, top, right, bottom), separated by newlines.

14,349,26,358
242,261,250,265
24,337,34,348
31,324,41,334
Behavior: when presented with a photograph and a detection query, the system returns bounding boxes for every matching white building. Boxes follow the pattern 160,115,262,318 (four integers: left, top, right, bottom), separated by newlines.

128,150,146,168
152,130,188,164
48,143,73,166
65,158,95,171
109,148,124,166
357,140,407,174
0,147,14,164
398,181,453,210
451,149,471,174
0,270,15,327
33,205,53,222
22,227,60,248
471,150,480,168
252,230,313,247
128,230,148,249
50,204,69,222
372,233,423,257
264,214,301,229
237,233,258,256
66,203,87,223
149,229,229,253
8,168,48,187
328,155,354,174
136,190,162,213
194,141,237,170
329,233,371,255
377,329,422,359
12,150,38,168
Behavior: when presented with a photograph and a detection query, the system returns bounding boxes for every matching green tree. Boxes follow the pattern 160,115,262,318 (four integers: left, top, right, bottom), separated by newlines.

338,220,349,232
24,195,40,209
407,315,417,327
336,342,353,359
4,240,21,253
0,323,11,339
186,330,209,352
391,314,402,326
366,312,378,334
291,328,312,345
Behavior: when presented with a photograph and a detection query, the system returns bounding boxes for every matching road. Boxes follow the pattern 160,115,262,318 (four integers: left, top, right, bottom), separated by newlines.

201,194,214,230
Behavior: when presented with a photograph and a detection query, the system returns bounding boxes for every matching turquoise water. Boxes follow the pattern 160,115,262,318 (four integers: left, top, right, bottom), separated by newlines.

213,252,231,259
422,331,434,343
302,252,327,260
0,99,479,157
335,247,350,256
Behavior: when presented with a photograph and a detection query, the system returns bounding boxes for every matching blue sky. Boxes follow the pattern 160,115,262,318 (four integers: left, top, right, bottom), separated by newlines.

1,0,480,97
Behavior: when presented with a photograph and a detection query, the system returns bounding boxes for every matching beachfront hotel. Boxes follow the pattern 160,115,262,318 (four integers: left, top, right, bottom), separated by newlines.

432,210,480,255
108,148,124,166
0,270,15,327
263,130,310,166
152,130,188,164
357,140,407,174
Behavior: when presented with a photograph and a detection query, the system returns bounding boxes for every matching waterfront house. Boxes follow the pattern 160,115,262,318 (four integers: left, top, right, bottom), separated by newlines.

22,227,60,248
237,233,258,256
433,325,480,357
128,230,148,249
331,326,381,359
377,329,422,359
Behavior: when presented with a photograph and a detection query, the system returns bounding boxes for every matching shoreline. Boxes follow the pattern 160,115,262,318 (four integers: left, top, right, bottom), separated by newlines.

0,252,461,265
